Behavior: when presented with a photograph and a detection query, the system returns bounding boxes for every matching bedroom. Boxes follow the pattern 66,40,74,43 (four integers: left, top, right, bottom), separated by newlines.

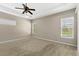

0,3,78,56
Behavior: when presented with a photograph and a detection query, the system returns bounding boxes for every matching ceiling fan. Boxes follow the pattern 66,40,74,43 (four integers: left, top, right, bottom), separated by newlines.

15,3,35,15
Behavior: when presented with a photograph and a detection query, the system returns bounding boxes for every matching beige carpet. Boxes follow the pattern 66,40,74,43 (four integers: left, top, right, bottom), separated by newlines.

0,37,77,56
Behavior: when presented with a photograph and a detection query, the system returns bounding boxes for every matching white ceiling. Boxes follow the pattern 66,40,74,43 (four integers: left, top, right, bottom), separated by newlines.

0,3,77,20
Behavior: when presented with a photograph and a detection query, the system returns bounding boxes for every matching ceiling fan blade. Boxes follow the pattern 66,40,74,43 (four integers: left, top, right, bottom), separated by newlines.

22,10,26,14
15,7,24,9
22,4,26,8
28,11,33,15
29,9,35,11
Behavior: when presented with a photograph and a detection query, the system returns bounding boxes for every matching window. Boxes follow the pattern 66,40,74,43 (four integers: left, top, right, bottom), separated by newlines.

61,17,74,38
0,19,16,25
32,23,36,33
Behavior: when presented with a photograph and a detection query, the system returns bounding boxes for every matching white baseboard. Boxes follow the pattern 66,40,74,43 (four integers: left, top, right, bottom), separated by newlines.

0,34,76,47
33,35,77,47
0,35,31,44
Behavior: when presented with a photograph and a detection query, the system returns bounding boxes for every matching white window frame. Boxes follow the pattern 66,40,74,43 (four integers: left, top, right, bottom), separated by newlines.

61,17,74,39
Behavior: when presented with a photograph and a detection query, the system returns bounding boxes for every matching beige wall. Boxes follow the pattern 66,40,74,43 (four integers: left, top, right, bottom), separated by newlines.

32,9,77,46
0,12,31,42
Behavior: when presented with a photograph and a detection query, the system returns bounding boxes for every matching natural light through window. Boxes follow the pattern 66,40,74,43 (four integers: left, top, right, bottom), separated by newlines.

0,19,16,25
61,17,74,38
